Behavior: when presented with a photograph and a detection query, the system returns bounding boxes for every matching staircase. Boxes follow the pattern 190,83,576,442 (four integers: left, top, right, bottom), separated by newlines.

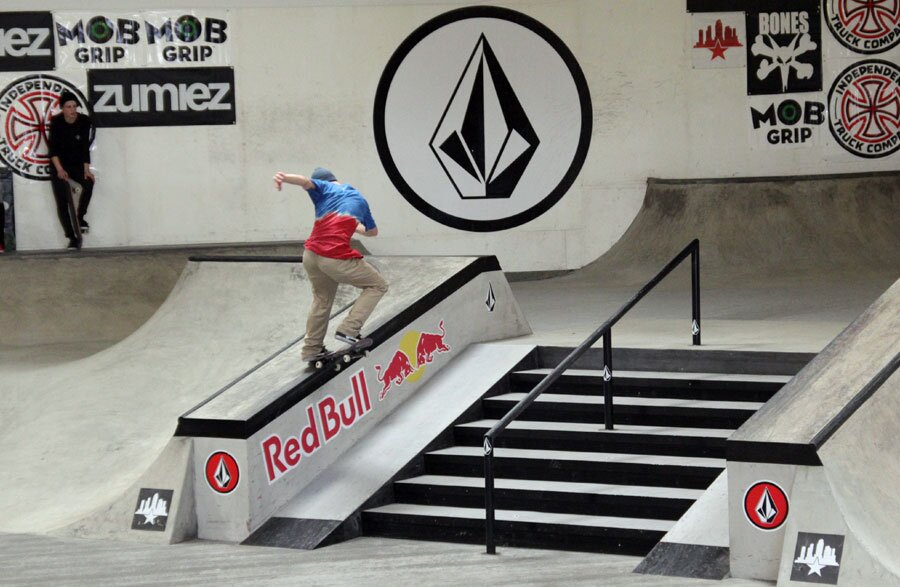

361,347,801,555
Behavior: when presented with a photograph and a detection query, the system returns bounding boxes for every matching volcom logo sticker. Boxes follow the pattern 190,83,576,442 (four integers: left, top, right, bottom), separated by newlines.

374,6,591,231
743,480,789,531
205,451,240,494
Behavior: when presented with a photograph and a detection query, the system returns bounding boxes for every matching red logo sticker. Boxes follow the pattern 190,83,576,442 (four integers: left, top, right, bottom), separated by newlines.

743,480,789,531
205,451,240,494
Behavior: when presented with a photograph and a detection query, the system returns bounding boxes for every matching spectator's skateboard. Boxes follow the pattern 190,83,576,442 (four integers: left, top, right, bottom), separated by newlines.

65,179,82,244
308,338,373,372
67,179,89,233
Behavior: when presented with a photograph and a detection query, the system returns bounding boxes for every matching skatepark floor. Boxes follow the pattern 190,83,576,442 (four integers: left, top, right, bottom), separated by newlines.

5,259,889,585
1,533,769,587
3,169,898,587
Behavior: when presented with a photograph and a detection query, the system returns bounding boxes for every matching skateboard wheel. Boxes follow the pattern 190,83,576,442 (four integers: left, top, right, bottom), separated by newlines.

342,354,352,364
333,362,342,372
315,360,324,369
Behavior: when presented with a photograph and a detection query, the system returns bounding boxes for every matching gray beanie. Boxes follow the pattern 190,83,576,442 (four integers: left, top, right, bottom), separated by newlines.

311,167,337,182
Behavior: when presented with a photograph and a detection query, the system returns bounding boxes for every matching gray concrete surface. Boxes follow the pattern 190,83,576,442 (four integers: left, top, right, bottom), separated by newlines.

1,173,897,584
0,533,770,586
511,173,900,352
732,278,899,444
0,260,321,534
0,242,305,367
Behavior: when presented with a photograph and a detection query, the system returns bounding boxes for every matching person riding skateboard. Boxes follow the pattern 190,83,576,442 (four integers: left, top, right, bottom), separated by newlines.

273,167,388,363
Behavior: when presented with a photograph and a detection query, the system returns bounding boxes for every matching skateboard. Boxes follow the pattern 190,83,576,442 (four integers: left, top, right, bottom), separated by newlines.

65,178,82,244
67,179,88,234
308,337,373,372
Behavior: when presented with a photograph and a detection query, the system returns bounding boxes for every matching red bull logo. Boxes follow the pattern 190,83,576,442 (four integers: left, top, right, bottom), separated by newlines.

375,320,452,400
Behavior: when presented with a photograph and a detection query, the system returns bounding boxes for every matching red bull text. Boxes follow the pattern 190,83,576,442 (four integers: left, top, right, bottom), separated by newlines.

261,370,371,483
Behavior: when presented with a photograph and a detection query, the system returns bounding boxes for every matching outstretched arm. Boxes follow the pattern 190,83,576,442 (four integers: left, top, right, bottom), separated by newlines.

273,172,314,191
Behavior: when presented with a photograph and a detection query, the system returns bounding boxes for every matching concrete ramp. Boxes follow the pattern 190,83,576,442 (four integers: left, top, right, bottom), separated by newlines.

512,172,900,352
0,254,530,545
726,278,900,585
0,243,305,367
585,172,900,283
179,257,531,543
0,259,331,536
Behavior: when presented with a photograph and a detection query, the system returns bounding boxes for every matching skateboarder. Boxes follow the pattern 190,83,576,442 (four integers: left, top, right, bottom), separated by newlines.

48,91,95,250
273,167,388,363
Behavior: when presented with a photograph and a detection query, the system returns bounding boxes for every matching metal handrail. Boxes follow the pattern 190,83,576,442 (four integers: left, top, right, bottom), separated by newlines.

482,239,701,554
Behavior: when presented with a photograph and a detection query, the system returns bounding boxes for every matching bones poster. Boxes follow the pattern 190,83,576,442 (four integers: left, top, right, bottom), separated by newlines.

745,1,822,95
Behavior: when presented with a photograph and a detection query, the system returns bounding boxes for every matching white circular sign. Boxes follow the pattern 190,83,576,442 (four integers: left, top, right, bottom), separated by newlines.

374,7,592,231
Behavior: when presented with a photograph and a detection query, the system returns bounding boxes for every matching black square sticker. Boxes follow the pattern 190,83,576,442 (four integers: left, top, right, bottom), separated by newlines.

790,532,844,584
131,488,174,532
745,1,822,95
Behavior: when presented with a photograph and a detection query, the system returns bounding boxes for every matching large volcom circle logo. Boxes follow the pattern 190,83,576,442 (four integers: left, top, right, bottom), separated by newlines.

824,0,900,54
374,7,592,232
0,75,89,181
828,60,900,158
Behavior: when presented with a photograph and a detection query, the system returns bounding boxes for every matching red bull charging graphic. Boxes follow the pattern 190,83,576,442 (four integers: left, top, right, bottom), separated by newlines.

259,320,454,486
376,320,452,400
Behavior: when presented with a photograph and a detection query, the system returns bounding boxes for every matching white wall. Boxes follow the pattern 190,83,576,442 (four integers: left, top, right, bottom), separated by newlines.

3,0,897,270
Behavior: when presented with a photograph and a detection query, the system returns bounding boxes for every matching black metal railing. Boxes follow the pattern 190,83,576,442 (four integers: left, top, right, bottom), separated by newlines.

482,239,701,554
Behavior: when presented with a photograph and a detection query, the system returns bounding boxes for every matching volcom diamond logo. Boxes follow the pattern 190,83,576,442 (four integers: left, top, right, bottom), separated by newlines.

756,488,779,523
374,6,591,232
483,436,493,455
431,35,539,200
485,283,496,312
205,451,240,494
743,480,789,531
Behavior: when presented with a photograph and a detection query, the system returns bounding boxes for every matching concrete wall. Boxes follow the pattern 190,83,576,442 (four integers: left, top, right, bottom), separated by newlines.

3,0,897,270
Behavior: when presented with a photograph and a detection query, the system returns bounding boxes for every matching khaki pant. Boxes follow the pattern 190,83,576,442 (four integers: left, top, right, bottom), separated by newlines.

302,250,388,359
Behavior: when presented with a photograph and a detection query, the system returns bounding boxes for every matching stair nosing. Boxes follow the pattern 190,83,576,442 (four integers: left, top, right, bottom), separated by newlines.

364,503,675,531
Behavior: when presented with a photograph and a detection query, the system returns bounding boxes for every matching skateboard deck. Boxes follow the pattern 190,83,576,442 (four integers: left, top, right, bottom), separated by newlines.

308,337,373,372
65,179,82,244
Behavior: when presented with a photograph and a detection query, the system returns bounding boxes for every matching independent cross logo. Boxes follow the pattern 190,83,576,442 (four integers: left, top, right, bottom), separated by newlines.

374,6,591,232
0,75,89,181
824,0,900,54
828,60,900,158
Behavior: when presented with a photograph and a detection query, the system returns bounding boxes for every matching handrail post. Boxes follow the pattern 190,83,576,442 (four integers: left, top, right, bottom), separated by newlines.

691,242,701,346
603,330,614,430
484,436,496,554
